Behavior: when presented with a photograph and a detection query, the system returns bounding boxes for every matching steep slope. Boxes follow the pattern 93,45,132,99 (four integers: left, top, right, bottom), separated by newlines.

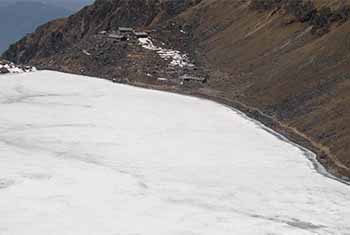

2,0,350,180
182,0,350,179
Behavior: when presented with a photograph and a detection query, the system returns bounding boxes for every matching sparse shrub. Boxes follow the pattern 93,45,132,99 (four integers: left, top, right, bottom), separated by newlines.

283,0,316,22
249,0,282,11
330,5,350,23
249,0,350,36
250,0,317,21
310,6,332,30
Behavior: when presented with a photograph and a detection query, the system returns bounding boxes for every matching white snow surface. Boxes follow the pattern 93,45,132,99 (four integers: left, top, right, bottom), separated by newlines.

0,71,349,235
138,38,194,68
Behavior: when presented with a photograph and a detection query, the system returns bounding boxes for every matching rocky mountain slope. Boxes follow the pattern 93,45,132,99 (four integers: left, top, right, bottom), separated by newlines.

2,0,350,180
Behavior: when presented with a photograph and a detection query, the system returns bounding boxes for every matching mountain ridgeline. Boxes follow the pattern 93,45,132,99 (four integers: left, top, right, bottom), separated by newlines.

3,0,350,181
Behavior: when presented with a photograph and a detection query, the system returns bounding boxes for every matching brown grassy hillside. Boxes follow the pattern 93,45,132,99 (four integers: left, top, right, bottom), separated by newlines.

180,0,350,178
2,0,350,180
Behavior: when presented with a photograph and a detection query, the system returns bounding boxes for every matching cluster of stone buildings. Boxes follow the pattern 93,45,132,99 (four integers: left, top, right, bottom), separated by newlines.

99,27,149,41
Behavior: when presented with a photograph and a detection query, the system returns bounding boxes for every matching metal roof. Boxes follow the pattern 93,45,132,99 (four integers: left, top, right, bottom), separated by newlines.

107,34,127,40
118,27,133,32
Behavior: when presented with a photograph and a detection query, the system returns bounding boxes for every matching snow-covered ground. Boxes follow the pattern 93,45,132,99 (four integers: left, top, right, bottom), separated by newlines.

0,62,36,74
0,71,349,235
138,38,194,68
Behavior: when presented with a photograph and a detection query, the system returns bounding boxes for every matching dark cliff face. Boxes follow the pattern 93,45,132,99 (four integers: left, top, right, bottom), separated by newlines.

2,0,350,179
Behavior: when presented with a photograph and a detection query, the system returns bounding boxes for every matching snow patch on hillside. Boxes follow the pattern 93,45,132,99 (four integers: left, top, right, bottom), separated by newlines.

0,62,36,74
138,38,194,68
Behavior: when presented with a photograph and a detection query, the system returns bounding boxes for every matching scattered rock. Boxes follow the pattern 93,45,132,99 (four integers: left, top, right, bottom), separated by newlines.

0,67,10,74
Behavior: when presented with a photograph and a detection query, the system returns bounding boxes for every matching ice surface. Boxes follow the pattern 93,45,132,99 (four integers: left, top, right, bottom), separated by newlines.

0,71,349,235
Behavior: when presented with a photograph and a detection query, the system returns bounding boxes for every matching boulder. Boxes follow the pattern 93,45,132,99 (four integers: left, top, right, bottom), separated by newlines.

0,67,10,74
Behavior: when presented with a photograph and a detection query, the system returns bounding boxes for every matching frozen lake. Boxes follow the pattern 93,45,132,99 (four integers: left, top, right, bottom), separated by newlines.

0,71,349,235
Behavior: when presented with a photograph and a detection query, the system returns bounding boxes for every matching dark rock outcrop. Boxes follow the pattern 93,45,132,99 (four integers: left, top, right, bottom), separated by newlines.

0,67,9,74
